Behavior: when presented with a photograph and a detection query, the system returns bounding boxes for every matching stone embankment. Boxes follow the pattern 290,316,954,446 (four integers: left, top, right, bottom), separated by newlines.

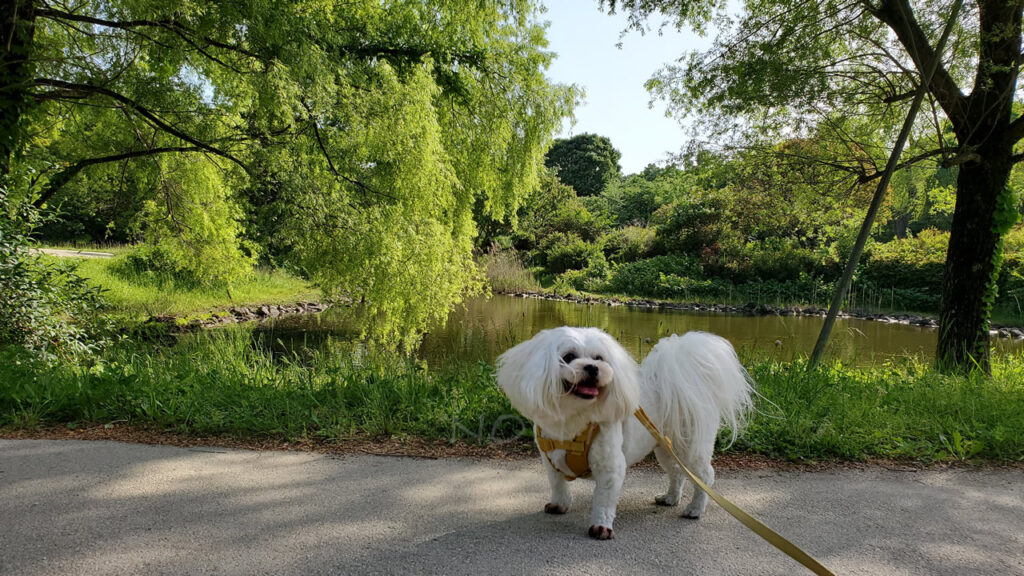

145,301,332,332
504,291,1024,340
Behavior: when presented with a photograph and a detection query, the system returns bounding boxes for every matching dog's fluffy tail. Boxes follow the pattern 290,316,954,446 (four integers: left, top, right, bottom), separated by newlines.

640,332,754,453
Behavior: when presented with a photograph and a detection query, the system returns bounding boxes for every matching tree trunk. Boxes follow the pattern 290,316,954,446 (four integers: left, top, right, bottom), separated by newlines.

937,151,1013,373
0,0,36,176
934,0,1022,374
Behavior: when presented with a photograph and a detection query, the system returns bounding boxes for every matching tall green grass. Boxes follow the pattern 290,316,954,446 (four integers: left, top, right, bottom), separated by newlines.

0,330,518,442
58,254,319,318
736,358,1024,462
2,331,1022,462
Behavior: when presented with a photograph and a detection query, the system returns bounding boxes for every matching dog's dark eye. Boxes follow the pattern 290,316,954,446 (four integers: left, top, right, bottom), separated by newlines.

561,352,577,364
594,355,604,362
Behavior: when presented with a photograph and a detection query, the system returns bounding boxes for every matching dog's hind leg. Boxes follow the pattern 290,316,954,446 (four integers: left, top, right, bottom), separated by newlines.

680,452,714,519
543,457,572,514
653,445,684,507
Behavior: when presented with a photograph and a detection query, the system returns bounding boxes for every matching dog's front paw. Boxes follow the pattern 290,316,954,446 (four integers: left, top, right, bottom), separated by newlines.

654,493,679,507
587,525,614,540
544,503,568,514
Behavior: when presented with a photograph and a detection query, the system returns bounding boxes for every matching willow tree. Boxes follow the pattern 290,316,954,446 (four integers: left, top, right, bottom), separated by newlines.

1,0,575,345
604,0,1022,372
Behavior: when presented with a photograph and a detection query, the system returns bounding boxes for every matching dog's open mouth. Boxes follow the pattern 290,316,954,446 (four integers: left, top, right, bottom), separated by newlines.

564,380,600,400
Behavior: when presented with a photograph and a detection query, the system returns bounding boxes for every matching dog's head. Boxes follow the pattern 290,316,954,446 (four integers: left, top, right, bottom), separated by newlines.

496,327,639,425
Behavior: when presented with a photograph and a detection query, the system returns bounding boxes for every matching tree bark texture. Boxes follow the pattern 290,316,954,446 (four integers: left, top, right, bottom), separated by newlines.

938,154,1012,371
1,0,36,176
935,0,1022,372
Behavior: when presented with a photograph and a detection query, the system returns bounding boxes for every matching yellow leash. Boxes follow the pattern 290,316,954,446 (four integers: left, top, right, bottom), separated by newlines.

634,406,836,576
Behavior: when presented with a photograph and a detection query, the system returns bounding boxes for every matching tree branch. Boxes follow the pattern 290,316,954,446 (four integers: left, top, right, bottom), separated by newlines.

33,78,248,171
867,0,968,131
32,146,204,207
36,6,264,61
1007,114,1024,145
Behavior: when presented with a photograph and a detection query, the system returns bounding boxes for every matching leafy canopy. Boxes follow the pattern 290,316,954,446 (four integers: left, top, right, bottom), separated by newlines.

11,0,576,345
544,133,623,196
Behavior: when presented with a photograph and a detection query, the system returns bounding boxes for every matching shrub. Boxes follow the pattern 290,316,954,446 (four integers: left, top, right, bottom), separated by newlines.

734,239,822,283
605,179,659,226
554,253,610,293
543,234,603,274
862,229,948,293
114,244,203,287
651,196,730,254
600,226,656,263
604,254,703,298
0,188,108,358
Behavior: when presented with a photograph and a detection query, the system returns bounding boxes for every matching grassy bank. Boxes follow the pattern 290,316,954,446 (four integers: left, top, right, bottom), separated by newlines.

2,329,1022,463
45,249,319,318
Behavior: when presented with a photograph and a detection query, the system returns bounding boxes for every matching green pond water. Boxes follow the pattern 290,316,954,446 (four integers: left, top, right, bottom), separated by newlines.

258,295,1023,367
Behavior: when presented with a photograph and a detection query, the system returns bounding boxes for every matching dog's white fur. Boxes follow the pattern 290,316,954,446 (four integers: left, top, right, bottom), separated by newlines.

496,327,753,539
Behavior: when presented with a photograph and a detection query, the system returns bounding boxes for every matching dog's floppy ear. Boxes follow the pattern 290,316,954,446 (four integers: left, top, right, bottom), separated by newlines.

595,330,640,423
496,329,563,419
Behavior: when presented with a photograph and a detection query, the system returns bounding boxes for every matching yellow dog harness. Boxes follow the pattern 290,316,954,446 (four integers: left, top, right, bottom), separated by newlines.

534,422,600,481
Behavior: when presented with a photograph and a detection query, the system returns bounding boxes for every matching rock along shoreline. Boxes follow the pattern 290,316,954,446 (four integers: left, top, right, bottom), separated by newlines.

143,301,334,332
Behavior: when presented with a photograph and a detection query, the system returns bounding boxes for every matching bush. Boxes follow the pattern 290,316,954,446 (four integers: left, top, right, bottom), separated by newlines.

603,254,703,298
606,179,659,226
651,196,730,254
114,244,204,287
0,188,108,358
554,253,610,293
542,234,603,274
732,238,823,283
862,229,948,293
600,226,656,263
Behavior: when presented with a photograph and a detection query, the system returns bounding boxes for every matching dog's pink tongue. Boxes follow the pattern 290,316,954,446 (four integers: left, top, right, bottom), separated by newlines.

576,384,599,396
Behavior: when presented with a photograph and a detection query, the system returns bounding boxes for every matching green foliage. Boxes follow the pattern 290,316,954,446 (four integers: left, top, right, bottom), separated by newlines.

135,156,256,290
604,176,660,225
861,229,948,293
606,0,1024,371
729,238,824,283
982,186,1021,327
0,189,108,358
600,225,656,263
544,133,622,196
603,254,703,298
9,0,575,347
0,330,517,443
542,234,604,274
73,252,317,318
651,195,731,256
479,245,541,293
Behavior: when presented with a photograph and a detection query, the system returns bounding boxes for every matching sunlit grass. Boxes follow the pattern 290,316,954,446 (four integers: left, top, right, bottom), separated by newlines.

42,250,319,318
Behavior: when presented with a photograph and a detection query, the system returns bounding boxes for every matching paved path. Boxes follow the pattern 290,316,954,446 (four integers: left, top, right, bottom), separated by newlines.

1,439,1021,576
37,248,114,259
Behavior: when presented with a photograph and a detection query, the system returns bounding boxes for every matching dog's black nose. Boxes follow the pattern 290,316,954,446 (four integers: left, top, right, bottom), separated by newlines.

583,364,599,379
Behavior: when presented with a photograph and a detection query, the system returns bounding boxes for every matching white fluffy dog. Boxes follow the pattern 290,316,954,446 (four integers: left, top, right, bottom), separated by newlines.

496,327,753,540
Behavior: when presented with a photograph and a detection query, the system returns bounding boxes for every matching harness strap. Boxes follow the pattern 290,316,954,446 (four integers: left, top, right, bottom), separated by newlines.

535,422,599,481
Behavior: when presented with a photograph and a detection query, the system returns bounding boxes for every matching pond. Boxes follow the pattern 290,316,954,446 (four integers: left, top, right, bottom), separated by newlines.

258,295,1024,367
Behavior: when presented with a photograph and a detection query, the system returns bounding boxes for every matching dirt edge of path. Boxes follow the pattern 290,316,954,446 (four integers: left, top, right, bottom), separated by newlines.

3,425,1020,473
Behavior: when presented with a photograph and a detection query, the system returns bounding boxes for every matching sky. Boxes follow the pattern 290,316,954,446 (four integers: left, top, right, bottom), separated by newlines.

541,0,713,175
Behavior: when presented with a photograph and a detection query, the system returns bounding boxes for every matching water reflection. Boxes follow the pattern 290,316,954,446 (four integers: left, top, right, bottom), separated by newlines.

259,295,1023,367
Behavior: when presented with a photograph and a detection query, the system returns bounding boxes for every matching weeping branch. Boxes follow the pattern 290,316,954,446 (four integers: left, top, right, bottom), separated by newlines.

32,146,204,207
33,78,248,171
